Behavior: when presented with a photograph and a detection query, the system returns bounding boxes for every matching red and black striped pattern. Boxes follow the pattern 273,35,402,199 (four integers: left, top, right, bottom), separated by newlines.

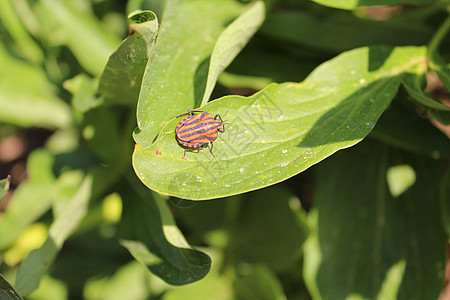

176,111,221,147
172,108,230,158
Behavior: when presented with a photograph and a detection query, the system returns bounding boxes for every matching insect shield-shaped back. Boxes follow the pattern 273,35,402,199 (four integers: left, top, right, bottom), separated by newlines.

172,106,231,159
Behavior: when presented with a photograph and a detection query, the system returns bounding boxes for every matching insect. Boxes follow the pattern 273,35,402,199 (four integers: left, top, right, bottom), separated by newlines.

172,106,232,158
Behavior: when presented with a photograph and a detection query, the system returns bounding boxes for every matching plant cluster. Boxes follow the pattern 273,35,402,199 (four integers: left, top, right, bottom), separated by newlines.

0,0,449,299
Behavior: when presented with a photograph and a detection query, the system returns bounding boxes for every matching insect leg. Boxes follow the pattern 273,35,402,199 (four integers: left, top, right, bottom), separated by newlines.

214,114,223,121
172,110,204,119
209,142,216,158
218,124,226,133
181,142,204,158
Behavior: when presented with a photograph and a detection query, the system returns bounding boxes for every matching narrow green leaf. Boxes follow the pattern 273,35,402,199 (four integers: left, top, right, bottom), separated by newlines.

440,169,450,238
402,38,450,124
402,73,450,111
0,274,23,300
63,74,101,112
431,63,450,92
303,139,447,300
226,186,306,272
0,150,56,250
428,63,450,125
134,0,247,146
119,181,211,285
428,15,450,69
35,0,120,75
49,174,91,245
0,176,11,203
98,10,159,106
15,175,92,296
43,230,127,295
133,46,426,200
0,0,44,64
427,108,450,125
0,44,71,128
201,1,265,106
311,0,436,10
14,241,58,297
234,265,287,300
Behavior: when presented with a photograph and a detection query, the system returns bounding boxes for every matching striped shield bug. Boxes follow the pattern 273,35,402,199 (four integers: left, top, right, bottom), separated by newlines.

172,106,232,158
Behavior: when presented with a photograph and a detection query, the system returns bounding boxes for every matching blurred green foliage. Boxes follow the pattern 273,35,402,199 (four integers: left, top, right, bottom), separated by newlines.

0,0,449,299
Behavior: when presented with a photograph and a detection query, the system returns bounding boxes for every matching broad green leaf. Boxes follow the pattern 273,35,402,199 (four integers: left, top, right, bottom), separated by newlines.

0,150,55,250
133,46,426,200
303,139,447,300
82,107,124,163
0,44,71,128
0,175,11,202
234,265,287,300
98,10,159,106
15,175,92,296
63,74,100,112
311,0,436,10
48,230,129,294
201,1,265,105
170,197,232,236
0,274,23,300
119,179,211,285
224,38,320,85
83,261,152,300
27,275,67,300
162,250,232,300
386,165,416,197
370,99,450,158
34,0,120,76
261,11,431,53
134,0,247,147
226,186,306,272
2,223,47,267
162,273,232,300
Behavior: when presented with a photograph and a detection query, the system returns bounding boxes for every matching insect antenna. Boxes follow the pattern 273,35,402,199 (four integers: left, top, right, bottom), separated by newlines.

222,105,232,118
222,105,232,125
215,105,233,124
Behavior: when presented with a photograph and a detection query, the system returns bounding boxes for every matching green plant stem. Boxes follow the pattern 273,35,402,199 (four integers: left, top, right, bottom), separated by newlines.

428,15,450,61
